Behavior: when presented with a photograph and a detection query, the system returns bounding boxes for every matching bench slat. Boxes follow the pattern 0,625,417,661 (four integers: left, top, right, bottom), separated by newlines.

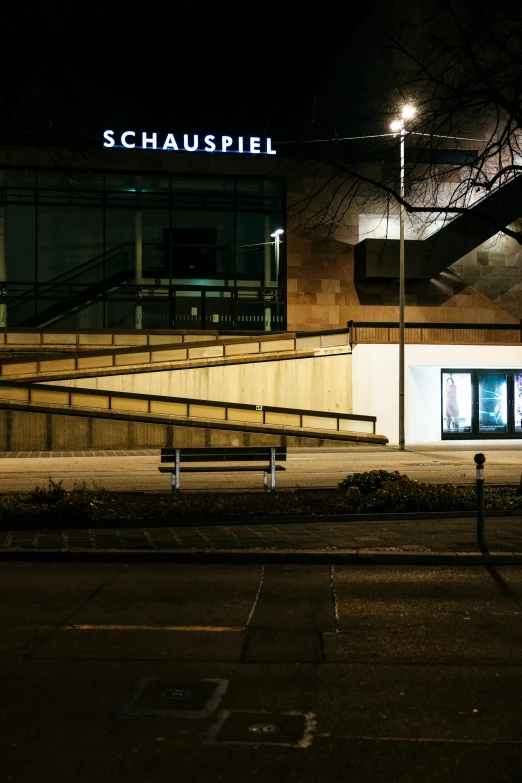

161,447,286,463
161,449,286,462
161,447,286,455
158,466,286,473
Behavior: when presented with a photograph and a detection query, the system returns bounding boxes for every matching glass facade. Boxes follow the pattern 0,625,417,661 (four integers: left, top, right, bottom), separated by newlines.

0,168,285,331
442,369,519,439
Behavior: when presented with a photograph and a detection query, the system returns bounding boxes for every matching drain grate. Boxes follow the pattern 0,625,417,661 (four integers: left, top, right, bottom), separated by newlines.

206,710,316,748
119,677,228,719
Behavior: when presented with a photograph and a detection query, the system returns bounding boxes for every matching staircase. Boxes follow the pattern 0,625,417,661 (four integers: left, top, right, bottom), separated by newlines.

354,174,522,280
8,245,132,328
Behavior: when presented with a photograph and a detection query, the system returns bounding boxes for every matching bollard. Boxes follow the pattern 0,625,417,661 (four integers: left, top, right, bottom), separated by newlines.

474,453,486,547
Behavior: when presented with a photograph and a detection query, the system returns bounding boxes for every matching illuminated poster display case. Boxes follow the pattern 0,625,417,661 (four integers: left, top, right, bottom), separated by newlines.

442,369,522,439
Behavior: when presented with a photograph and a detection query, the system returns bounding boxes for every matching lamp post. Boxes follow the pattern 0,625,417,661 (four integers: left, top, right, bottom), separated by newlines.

390,104,415,451
269,228,284,330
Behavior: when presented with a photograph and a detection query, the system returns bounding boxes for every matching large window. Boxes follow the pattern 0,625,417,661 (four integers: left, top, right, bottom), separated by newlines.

0,167,285,331
442,369,518,439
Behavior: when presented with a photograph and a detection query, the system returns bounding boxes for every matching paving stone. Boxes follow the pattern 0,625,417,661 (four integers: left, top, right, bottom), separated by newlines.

245,631,323,663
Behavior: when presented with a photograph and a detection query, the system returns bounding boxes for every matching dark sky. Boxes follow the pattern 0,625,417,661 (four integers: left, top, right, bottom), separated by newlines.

3,1,375,146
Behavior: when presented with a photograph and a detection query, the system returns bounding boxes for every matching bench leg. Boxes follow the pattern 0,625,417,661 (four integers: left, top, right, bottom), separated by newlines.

171,449,180,493
263,470,268,491
270,447,276,492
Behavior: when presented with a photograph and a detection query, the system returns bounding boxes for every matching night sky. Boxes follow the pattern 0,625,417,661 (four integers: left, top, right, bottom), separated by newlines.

3,1,375,147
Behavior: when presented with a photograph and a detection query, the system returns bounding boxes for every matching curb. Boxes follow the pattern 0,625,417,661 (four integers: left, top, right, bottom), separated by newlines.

0,549,520,565
1,511,520,532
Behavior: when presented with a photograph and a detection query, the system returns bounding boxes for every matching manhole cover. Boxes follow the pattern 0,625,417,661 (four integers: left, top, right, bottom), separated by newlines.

248,721,280,735
119,678,228,719
162,687,191,701
206,710,316,747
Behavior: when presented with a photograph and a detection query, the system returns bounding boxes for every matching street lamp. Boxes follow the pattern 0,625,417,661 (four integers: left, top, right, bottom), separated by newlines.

270,228,284,284
264,229,284,331
390,104,415,452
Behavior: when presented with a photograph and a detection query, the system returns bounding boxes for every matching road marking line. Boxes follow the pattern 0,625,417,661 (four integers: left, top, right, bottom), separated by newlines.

66,624,245,632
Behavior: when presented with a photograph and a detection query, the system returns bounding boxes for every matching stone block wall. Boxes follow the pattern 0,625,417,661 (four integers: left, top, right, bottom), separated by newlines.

286,232,518,332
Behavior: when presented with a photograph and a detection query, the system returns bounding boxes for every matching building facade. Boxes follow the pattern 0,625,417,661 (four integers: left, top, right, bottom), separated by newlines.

1,139,522,446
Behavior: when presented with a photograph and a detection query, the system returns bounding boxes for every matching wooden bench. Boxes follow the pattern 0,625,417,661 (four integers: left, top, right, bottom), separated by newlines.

158,447,287,492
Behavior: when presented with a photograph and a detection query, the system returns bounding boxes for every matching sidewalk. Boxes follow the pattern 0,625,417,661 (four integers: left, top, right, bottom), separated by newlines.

1,516,521,564
2,445,522,493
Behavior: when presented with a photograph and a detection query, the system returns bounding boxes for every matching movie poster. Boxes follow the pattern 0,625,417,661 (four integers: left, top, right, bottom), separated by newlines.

442,372,472,433
514,374,522,432
478,373,507,433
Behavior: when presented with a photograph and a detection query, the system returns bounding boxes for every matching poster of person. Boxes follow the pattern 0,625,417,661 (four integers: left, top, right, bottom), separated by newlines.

478,373,507,433
441,373,472,432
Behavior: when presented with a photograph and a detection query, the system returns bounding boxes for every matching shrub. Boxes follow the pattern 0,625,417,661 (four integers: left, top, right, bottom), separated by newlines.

339,470,404,495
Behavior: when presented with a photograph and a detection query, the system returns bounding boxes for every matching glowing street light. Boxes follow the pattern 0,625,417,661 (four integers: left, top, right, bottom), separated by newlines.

270,229,284,286
390,104,416,451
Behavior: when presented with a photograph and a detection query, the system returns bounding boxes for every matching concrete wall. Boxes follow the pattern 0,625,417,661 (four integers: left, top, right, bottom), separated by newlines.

352,343,522,444
50,353,353,414
0,408,364,451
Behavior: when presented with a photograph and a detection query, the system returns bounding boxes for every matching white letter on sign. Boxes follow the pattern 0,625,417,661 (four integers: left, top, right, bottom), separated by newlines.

204,135,216,152
250,137,260,154
163,134,179,151
121,131,135,148
222,136,233,152
142,132,157,149
103,130,115,147
184,135,199,151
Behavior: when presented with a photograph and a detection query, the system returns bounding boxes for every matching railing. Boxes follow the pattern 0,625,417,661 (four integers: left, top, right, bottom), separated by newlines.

0,333,309,378
5,247,132,328
347,321,522,345
1,282,286,331
0,380,378,436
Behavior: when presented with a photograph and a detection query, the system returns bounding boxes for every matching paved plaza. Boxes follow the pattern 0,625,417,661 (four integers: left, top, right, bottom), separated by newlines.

1,444,522,494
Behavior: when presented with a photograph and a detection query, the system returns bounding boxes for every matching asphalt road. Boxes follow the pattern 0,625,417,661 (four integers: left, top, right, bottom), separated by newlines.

1,563,521,782
2,445,522,492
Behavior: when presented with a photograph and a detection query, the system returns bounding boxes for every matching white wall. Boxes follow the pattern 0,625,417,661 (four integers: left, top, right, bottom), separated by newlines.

55,353,353,414
352,343,522,444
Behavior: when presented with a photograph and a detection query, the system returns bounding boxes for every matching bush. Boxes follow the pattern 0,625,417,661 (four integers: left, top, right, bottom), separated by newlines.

339,470,404,494
363,475,475,513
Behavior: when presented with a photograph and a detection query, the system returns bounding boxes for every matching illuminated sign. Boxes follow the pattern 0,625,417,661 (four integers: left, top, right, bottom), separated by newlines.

103,130,276,155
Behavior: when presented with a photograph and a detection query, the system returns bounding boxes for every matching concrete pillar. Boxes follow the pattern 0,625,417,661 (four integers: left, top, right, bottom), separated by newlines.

264,214,271,331
135,209,143,329
0,171,6,328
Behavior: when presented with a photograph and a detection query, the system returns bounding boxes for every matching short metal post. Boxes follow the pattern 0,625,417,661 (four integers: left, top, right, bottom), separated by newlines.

474,453,486,547
263,471,268,491
270,448,276,492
